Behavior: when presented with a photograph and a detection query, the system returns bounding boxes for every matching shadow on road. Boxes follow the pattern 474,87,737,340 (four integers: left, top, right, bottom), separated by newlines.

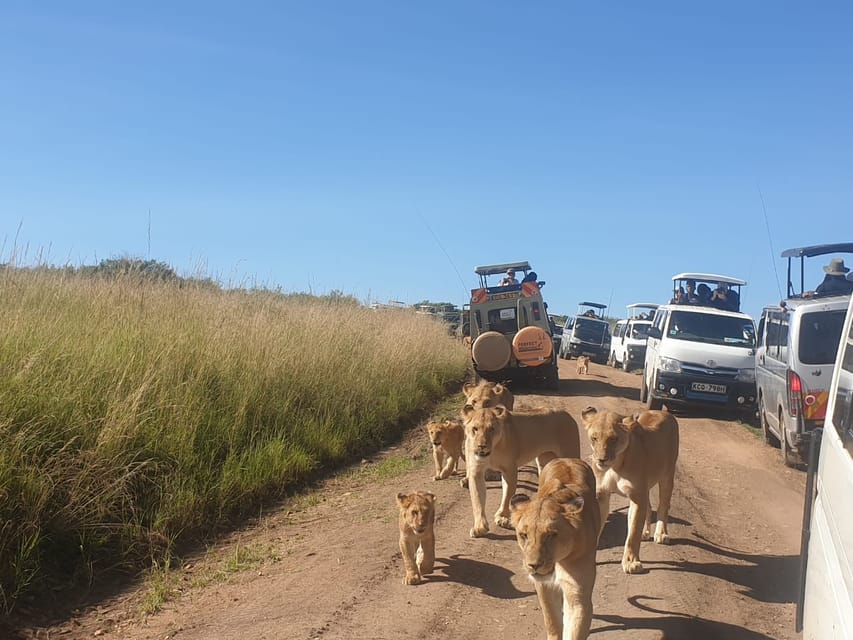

597,508,693,552
565,377,639,401
435,554,533,599
593,595,777,639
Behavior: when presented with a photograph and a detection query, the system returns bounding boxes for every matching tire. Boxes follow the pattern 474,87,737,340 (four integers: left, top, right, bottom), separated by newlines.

645,372,662,410
780,421,800,468
759,397,780,448
607,351,616,368
622,358,631,372
543,364,560,391
639,370,648,403
472,332,512,371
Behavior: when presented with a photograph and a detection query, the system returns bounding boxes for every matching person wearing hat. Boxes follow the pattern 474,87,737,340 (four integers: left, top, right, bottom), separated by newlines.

815,258,853,296
710,282,740,311
499,268,518,287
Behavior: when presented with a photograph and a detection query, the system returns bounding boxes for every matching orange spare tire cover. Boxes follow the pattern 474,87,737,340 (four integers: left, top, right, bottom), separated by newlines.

472,331,512,371
512,326,553,366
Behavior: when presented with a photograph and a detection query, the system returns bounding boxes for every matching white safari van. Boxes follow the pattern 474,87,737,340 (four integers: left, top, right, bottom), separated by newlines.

756,244,853,467
798,277,853,638
642,273,756,415
609,303,658,372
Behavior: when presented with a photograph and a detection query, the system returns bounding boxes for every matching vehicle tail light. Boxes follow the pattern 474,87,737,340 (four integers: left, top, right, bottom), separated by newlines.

532,302,541,321
788,370,804,418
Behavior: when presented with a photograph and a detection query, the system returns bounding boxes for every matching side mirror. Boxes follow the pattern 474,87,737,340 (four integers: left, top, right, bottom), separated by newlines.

647,327,662,339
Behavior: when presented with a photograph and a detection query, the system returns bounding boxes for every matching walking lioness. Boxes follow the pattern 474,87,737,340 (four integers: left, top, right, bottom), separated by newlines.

462,404,581,538
511,458,600,640
581,406,679,574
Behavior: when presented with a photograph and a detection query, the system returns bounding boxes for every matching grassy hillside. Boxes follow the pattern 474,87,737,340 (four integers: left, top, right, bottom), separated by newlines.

0,266,468,609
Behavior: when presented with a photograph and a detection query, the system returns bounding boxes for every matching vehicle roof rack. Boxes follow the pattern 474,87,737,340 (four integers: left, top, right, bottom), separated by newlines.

474,261,532,276
579,301,607,309
627,303,659,310
672,273,746,286
781,242,853,298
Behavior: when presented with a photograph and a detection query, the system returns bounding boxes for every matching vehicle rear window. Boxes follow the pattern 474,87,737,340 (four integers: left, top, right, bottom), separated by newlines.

630,322,651,339
799,310,846,365
667,311,756,347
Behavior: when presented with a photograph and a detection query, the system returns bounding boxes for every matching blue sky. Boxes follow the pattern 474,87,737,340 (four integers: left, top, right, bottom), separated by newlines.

2,2,851,320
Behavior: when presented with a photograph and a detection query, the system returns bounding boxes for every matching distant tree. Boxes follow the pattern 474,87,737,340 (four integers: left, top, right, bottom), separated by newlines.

82,257,179,282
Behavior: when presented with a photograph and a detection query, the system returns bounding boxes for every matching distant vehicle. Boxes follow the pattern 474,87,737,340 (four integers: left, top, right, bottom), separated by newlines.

548,314,564,358
797,282,853,638
756,243,853,467
466,261,558,389
609,303,659,372
559,302,611,364
642,273,756,415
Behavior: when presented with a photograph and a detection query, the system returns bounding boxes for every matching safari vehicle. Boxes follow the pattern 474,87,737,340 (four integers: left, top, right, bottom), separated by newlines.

642,273,756,414
467,261,559,389
559,302,611,363
756,243,853,467
797,286,853,638
609,303,658,372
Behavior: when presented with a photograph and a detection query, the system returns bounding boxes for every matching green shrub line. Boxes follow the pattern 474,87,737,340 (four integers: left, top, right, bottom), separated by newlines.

0,267,469,610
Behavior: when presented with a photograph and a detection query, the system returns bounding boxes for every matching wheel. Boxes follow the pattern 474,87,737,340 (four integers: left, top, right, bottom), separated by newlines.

622,358,631,372
639,370,648,403
607,351,616,368
780,423,799,468
645,372,662,410
543,364,560,391
759,397,780,448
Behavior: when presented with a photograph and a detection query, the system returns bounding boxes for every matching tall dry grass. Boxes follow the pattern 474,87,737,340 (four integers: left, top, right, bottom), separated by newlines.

0,266,468,608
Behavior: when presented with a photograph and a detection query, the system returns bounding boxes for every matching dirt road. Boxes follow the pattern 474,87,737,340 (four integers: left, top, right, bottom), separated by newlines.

20,359,806,640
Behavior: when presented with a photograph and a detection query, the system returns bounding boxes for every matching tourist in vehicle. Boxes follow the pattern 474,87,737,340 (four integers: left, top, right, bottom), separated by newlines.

499,269,518,286
685,279,698,303
695,283,712,305
815,258,853,296
521,270,538,283
710,282,739,311
669,286,687,304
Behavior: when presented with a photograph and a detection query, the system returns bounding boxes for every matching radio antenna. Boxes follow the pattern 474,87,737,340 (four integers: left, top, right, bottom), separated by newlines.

758,185,784,300
418,211,469,297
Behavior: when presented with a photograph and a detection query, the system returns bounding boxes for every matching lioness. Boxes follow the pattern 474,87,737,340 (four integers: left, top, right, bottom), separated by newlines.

511,458,600,640
396,491,436,585
581,407,679,574
425,419,465,481
462,404,581,538
576,355,590,375
462,380,515,410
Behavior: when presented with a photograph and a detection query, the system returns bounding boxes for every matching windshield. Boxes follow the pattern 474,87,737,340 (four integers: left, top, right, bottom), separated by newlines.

667,311,755,347
630,322,651,339
574,318,607,342
799,309,846,365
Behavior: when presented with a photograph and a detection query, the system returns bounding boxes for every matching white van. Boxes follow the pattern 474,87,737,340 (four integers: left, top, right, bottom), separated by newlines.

756,244,853,467
642,273,756,415
609,303,658,372
798,277,853,638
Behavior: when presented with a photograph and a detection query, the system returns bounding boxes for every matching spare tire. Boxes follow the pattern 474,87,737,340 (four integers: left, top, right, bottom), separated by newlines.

512,326,553,366
472,331,512,371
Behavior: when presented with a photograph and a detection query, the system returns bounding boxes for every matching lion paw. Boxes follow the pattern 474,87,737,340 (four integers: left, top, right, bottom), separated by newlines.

495,514,514,530
403,574,422,585
642,527,653,541
459,477,469,489
433,475,441,481
654,531,670,544
622,559,645,574
470,525,489,538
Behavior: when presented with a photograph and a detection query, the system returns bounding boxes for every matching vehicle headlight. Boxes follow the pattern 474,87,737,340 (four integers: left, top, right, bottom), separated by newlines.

735,368,755,382
658,357,682,374
570,337,581,344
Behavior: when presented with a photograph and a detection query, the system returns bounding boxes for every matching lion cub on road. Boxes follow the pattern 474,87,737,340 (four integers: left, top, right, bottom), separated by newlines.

396,491,436,585
576,355,590,375
581,407,679,574
425,419,465,481
462,380,514,410
511,458,601,640
462,404,580,538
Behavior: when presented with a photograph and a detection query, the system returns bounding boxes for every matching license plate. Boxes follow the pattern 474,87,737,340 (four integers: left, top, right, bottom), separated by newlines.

692,382,726,394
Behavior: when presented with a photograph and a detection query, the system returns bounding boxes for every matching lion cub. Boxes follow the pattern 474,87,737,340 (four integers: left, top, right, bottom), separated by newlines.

425,419,465,480
581,407,679,574
576,355,590,375
511,458,600,640
462,380,515,410
396,491,436,585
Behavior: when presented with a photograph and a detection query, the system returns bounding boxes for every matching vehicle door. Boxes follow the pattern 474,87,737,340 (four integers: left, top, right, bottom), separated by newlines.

614,321,627,363
801,310,853,638
560,316,575,354
644,308,666,384
795,308,848,432
760,311,790,438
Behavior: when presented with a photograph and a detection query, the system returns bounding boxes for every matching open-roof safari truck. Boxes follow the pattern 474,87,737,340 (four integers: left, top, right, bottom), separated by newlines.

467,261,559,390
559,301,611,364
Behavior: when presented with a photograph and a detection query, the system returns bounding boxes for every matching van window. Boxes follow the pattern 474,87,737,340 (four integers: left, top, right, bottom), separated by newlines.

832,320,853,455
799,310,847,365
666,310,756,347
766,314,789,362
631,322,651,339
574,318,607,342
